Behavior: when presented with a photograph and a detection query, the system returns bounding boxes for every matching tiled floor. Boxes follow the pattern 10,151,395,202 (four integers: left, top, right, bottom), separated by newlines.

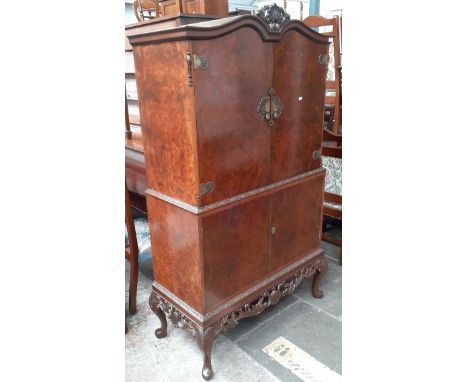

126,240,341,381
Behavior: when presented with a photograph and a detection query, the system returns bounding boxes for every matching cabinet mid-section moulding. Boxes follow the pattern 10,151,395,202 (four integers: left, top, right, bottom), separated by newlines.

127,4,331,380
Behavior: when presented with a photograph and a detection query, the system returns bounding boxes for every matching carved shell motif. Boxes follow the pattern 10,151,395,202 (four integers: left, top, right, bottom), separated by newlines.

256,3,291,31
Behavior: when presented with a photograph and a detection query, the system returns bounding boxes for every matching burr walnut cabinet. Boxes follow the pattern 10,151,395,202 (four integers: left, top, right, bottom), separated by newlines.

127,5,330,380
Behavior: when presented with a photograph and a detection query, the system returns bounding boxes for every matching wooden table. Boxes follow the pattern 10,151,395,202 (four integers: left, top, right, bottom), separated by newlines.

126,132,147,213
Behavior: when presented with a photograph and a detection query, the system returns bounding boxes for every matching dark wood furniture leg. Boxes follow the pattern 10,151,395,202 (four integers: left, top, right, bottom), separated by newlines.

149,295,168,338
149,253,327,380
196,324,223,380
128,257,139,315
312,256,328,298
126,182,140,315
125,85,132,140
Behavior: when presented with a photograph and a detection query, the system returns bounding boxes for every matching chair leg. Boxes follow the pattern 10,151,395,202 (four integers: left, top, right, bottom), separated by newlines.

322,218,327,233
128,258,139,315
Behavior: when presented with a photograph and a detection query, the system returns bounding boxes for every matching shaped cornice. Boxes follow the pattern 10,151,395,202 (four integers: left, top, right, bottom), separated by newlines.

127,14,330,47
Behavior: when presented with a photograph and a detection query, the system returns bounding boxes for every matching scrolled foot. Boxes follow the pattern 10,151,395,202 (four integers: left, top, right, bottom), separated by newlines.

202,365,213,380
149,291,168,339
312,257,328,299
155,326,167,338
153,307,168,338
313,288,324,299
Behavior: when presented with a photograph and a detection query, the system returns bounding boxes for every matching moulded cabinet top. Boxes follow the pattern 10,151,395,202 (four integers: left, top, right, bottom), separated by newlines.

125,14,218,51
127,14,331,47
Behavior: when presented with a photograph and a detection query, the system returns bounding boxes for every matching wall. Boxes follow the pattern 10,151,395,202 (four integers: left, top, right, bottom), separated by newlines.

319,0,342,18
126,2,138,25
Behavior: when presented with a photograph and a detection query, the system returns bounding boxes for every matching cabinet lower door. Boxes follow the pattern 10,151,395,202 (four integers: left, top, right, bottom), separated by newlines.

201,195,271,311
270,172,325,272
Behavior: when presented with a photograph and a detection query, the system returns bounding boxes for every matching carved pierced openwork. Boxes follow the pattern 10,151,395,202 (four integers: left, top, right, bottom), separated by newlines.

256,3,291,31
149,255,327,380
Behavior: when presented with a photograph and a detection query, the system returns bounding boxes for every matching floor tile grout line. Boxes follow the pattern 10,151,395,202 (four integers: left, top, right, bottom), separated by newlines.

325,254,340,264
317,307,342,322
293,294,342,322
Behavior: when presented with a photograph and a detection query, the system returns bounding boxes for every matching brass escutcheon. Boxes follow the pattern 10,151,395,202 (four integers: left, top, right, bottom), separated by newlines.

257,88,282,127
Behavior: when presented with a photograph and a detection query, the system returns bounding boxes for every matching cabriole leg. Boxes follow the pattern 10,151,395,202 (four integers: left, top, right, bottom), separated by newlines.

196,325,221,380
153,306,168,338
312,256,328,298
149,291,167,338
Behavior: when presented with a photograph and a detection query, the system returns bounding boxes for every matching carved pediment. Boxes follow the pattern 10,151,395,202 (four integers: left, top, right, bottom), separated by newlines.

256,3,291,31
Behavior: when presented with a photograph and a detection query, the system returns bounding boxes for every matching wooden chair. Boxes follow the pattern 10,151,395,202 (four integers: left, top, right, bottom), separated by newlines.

125,83,147,213
324,105,335,132
303,15,342,134
125,181,152,314
133,0,161,22
125,85,132,140
322,129,342,264
125,182,139,314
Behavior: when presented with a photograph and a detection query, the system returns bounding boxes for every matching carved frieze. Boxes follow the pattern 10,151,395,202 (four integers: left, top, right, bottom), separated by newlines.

151,258,323,334
150,254,327,380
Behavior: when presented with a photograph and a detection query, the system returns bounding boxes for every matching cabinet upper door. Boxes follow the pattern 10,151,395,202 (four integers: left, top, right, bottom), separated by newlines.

270,30,329,182
192,27,273,205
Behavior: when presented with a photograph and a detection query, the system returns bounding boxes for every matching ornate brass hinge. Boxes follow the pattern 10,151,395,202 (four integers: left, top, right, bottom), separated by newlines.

195,181,215,201
257,88,283,127
200,182,214,195
186,51,208,87
195,182,214,201
318,53,330,65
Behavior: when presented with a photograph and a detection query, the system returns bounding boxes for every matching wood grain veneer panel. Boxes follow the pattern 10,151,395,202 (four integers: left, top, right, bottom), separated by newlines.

193,27,272,205
270,172,324,271
201,195,270,311
270,30,328,181
147,195,204,312
133,41,199,205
